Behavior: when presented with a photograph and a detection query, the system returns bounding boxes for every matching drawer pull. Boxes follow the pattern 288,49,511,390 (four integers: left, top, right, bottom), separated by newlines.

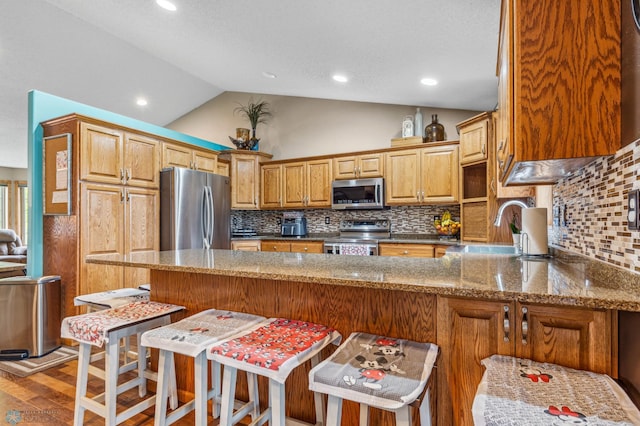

503,305,510,342
521,306,528,345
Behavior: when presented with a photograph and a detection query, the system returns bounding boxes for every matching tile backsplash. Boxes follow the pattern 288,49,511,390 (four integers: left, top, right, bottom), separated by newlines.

231,205,460,235
552,138,640,273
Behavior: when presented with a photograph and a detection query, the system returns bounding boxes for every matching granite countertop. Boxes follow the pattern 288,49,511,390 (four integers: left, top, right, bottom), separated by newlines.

86,248,640,312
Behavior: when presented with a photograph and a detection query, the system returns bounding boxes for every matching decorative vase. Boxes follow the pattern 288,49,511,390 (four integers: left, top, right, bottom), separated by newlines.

236,128,250,142
414,108,423,138
425,114,445,142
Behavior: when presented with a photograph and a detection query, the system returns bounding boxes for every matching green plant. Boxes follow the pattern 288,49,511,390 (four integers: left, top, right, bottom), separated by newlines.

510,212,521,234
234,99,272,138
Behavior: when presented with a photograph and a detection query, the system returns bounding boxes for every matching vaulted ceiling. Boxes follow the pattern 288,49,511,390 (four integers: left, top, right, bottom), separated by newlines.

1,0,501,168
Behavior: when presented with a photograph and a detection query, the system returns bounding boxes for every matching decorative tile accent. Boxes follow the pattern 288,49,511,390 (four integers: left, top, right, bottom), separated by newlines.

231,205,460,235
552,138,640,273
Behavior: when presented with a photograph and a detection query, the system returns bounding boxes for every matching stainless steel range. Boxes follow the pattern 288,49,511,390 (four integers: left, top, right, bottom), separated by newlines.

323,219,390,255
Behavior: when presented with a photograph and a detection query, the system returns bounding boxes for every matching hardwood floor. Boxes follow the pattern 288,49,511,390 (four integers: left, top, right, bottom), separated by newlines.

0,359,217,425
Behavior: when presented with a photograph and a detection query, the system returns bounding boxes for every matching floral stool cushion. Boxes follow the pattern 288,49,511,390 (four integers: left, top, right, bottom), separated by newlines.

141,309,265,357
73,287,150,309
473,355,640,425
208,318,341,383
308,332,439,410
61,301,184,347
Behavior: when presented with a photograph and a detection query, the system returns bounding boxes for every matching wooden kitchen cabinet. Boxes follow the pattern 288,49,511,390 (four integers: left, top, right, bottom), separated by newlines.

220,151,273,210
261,158,332,209
458,115,488,165
162,142,218,173
333,153,383,180
496,0,620,185
435,245,449,258
80,122,160,188
261,240,323,253
458,112,530,243
437,296,613,425
80,182,158,295
385,143,459,205
379,242,434,258
231,240,261,251
260,163,282,209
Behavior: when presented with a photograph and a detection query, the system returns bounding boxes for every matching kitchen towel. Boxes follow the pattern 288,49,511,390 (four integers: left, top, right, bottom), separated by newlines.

339,244,370,256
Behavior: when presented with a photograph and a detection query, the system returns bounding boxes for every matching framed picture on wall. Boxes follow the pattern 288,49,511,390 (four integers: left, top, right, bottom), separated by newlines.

43,133,72,215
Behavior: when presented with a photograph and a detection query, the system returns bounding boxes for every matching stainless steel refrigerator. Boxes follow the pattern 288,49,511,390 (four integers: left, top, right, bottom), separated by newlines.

160,167,231,250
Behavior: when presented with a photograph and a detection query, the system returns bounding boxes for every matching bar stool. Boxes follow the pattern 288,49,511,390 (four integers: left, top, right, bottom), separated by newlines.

141,309,266,426
308,332,439,426
472,355,640,425
208,318,342,426
61,300,184,426
73,287,151,365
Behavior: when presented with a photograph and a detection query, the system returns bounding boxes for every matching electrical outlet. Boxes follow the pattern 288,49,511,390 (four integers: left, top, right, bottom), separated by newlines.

628,189,639,230
325,217,330,224
434,215,440,222
276,217,282,226
560,204,567,227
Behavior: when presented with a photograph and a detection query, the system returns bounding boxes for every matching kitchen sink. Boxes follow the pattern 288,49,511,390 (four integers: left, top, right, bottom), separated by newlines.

461,245,519,255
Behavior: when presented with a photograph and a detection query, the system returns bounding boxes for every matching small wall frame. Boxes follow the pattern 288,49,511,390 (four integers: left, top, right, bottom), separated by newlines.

43,133,72,215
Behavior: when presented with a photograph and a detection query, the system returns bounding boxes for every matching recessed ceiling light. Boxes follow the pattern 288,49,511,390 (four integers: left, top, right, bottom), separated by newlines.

420,78,438,86
136,98,148,106
262,71,277,79
156,0,177,11
332,74,348,83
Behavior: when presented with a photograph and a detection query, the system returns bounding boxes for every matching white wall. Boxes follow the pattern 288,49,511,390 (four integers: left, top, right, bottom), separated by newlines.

168,92,481,160
0,167,28,181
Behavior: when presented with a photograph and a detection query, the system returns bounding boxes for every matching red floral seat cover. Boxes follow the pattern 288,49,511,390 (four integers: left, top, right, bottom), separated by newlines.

61,301,184,347
208,318,341,383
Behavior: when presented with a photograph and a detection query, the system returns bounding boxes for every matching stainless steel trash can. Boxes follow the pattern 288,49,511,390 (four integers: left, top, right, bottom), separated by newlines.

0,275,61,360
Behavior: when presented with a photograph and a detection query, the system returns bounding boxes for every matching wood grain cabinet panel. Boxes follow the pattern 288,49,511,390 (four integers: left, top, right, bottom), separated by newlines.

80,122,124,185
385,144,459,206
124,133,160,188
459,117,488,165
497,0,621,184
162,143,218,174
260,164,282,209
333,153,383,180
379,243,434,258
230,240,261,251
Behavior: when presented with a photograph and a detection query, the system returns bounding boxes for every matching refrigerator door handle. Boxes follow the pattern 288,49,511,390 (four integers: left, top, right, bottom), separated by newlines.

208,186,215,248
202,186,211,249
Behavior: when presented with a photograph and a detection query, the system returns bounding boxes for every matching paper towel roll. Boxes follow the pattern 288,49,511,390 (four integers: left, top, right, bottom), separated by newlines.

521,208,548,255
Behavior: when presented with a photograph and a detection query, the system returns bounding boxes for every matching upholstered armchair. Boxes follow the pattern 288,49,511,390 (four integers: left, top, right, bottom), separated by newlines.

0,229,27,263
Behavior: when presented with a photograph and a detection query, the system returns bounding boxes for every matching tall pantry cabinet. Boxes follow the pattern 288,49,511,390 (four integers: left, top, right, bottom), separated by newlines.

42,114,164,321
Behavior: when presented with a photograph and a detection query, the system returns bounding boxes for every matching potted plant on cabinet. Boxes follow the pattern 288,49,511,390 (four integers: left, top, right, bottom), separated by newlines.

232,99,272,150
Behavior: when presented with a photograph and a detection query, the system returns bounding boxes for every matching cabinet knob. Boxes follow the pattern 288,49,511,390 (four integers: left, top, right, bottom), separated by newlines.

304,247,308,251
403,250,409,255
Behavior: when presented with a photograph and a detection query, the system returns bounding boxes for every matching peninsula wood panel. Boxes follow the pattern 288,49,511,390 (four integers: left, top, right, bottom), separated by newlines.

150,270,437,425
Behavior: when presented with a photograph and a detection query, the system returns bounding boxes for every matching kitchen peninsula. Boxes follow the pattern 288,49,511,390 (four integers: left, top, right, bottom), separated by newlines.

87,248,640,425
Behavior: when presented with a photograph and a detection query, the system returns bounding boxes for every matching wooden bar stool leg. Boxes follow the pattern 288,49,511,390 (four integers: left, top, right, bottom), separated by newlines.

247,372,259,421
73,343,91,426
194,352,208,426
419,389,432,426
219,366,238,426
326,395,343,426
394,406,411,426
137,333,147,397
168,355,178,410
154,350,172,426
359,404,370,426
310,353,325,426
269,378,286,426
211,360,221,419
104,338,120,426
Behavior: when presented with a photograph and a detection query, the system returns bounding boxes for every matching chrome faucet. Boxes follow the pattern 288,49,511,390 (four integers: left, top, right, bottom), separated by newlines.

493,200,529,226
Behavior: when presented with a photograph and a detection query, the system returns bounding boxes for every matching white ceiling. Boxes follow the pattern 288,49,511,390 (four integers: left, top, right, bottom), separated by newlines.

1,0,501,169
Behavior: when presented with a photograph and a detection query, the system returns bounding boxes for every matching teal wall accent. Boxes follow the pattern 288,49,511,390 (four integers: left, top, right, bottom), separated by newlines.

28,90,229,276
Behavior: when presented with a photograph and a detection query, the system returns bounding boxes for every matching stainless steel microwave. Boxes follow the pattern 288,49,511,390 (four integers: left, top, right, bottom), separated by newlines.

331,178,385,209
